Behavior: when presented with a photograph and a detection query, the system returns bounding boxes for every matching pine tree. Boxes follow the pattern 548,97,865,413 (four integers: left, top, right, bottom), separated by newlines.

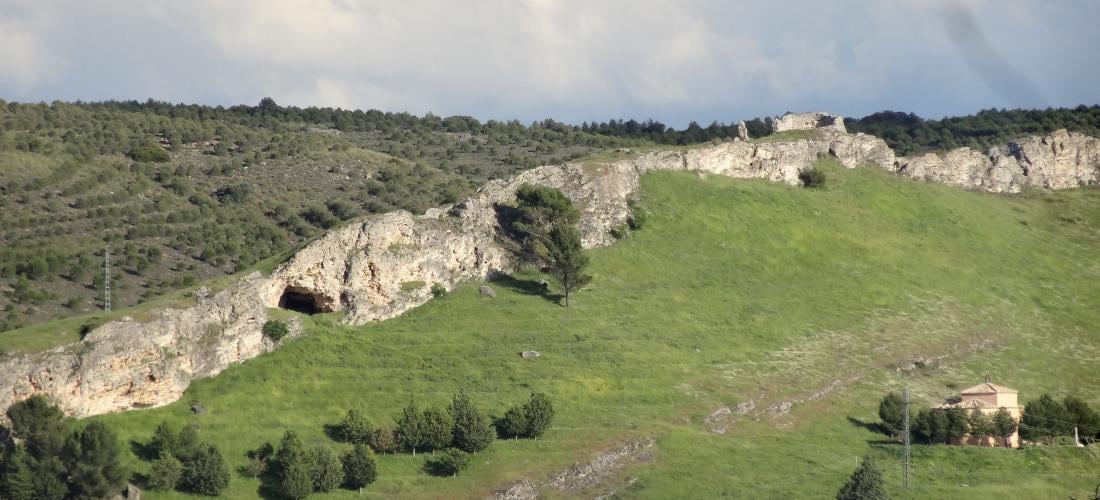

281,460,314,500
274,430,308,476
150,421,179,459
421,406,454,453
449,393,495,453
836,456,889,500
1,447,37,500
339,409,374,444
341,444,378,491
545,225,591,307
148,455,183,491
64,421,128,500
878,393,904,437
176,424,201,461
522,392,555,438
308,446,343,493
968,408,993,444
945,407,970,443
180,444,230,496
6,395,69,460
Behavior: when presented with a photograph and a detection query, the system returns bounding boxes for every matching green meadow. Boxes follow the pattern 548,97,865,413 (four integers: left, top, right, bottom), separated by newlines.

91,160,1100,498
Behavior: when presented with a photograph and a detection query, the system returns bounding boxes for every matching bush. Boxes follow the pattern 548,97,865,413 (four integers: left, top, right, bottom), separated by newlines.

129,144,170,163
341,444,378,490
428,448,470,477
368,427,397,455
263,320,289,342
431,283,447,298
148,455,183,491
836,456,887,500
627,199,647,230
497,406,528,440
878,393,903,437
799,167,826,188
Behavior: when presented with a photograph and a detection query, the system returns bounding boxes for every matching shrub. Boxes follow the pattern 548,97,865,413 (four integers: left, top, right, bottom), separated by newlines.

368,427,397,455
497,406,528,440
627,199,648,230
799,167,826,188
429,448,470,477
431,283,447,298
342,444,378,490
129,144,170,163
148,455,183,491
263,320,289,342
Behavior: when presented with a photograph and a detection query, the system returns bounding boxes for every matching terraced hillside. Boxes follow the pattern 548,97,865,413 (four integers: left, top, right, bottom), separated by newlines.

89,160,1100,498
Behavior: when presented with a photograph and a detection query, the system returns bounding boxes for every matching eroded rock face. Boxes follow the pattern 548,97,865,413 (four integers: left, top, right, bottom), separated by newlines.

894,130,1100,193
0,273,300,418
1,125,1096,421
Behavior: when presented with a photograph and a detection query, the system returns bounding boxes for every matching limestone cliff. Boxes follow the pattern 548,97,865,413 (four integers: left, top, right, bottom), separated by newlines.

1,125,1096,420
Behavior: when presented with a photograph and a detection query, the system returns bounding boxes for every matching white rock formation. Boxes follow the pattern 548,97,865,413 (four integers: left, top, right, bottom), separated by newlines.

1,124,1097,420
771,112,847,133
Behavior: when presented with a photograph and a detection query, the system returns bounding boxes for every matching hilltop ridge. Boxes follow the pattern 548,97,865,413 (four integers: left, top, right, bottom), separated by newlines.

1,118,1099,420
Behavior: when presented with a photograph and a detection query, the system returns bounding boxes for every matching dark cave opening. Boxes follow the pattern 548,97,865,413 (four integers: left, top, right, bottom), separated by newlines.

278,287,323,315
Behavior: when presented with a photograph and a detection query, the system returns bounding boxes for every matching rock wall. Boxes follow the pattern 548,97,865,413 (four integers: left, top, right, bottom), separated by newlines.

1,123,1097,421
0,273,301,418
894,129,1100,193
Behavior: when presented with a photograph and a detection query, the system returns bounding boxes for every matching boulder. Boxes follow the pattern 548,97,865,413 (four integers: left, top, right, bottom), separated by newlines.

479,285,497,298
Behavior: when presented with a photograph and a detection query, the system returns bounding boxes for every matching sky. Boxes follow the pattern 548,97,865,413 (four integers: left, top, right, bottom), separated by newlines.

0,0,1097,127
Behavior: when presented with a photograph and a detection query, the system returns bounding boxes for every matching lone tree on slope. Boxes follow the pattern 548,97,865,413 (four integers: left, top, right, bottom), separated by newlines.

836,456,888,500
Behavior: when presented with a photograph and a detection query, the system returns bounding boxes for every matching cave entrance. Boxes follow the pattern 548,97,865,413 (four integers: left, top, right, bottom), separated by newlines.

278,287,323,315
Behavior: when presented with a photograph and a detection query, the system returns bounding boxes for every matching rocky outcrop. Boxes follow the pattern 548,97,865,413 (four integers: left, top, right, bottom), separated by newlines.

0,273,301,418
1,122,1097,421
894,129,1100,193
772,112,847,133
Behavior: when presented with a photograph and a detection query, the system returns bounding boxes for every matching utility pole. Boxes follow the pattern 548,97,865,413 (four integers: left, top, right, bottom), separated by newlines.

104,246,111,313
903,387,911,489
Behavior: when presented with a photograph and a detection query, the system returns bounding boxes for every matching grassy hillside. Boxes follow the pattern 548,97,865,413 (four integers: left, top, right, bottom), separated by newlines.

86,160,1100,498
0,101,643,333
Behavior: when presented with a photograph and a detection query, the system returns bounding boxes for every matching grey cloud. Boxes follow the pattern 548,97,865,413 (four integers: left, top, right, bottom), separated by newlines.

0,0,1096,125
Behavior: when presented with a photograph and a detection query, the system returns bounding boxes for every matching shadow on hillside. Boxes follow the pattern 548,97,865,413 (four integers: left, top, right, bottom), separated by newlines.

846,416,888,435
491,274,563,306
322,422,344,443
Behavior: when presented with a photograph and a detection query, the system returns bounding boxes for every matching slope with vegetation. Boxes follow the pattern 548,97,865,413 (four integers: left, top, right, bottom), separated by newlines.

52,159,1100,498
0,99,641,332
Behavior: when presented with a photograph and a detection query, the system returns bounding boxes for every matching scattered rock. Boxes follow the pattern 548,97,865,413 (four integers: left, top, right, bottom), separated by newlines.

190,402,207,415
544,438,655,493
520,351,540,359
490,479,539,500
479,285,497,298
733,400,755,414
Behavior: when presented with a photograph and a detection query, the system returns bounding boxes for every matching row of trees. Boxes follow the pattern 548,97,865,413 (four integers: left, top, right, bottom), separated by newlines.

252,430,377,499
878,391,1100,446
0,396,127,499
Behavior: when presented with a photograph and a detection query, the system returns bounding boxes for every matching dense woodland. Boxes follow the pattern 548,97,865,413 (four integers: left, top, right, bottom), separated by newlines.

0,100,1097,333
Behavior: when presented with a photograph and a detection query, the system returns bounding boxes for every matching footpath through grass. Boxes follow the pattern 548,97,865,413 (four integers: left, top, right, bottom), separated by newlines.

96,161,1100,498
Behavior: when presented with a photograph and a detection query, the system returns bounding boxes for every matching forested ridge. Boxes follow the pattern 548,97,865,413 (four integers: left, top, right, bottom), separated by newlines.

0,99,1096,335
